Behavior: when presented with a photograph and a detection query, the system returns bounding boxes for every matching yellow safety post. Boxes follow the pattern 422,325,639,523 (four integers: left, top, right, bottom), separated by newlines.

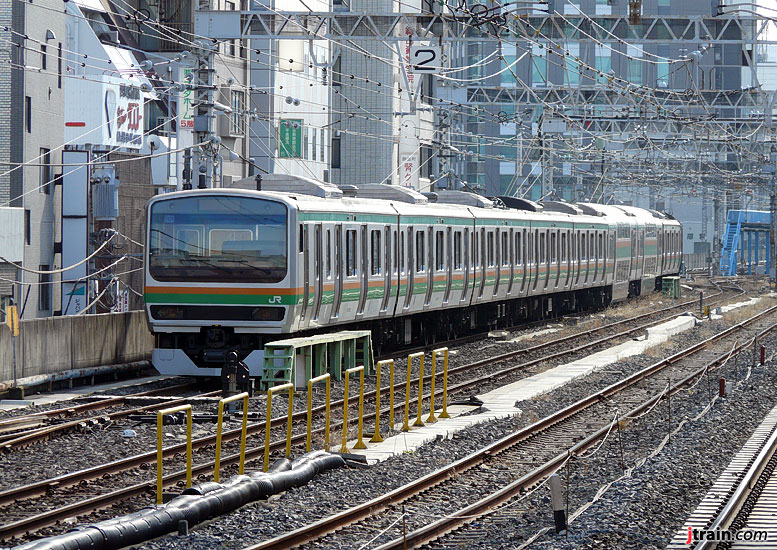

306,373,331,452
413,352,426,427
404,352,424,431
156,404,193,505
214,392,249,483
264,383,294,472
388,359,395,430
371,360,392,443
426,349,441,424
340,365,366,452
437,347,451,419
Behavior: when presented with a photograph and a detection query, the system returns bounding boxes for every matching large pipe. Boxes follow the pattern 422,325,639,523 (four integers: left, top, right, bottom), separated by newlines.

13,451,346,550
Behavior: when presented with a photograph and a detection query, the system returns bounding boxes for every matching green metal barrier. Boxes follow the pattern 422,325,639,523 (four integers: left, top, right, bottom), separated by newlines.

260,330,373,389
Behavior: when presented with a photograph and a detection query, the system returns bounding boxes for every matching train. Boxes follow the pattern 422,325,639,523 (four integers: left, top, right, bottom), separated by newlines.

143,175,682,378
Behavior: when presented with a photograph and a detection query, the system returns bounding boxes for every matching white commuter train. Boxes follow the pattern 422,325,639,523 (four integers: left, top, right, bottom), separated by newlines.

144,176,682,377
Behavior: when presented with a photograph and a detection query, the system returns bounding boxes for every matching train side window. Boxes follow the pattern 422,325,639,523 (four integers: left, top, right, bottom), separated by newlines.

416,230,425,272
346,229,357,276
539,233,546,264
326,229,332,278
371,229,381,275
515,232,522,264
400,231,405,274
551,233,557,263
394,230,399,275
436,230,444,271
598,233,603,260
581,234,586,260
561,233,567,262
487,232,495,267
501,231,509,266
454,231,462,269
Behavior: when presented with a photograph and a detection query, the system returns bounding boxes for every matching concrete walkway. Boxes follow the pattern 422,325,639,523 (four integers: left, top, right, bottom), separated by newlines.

351,298,763,465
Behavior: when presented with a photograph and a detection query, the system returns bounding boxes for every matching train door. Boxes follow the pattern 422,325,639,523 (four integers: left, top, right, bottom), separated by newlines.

426,227,434,306
357,225,368,315
331,225,343,319
539,230,547,290
479,228,487,298
313,224,323,321
529,230,536,291
462,228,470,301
444,227,453,303
563,230,570,287
494,229,501,296
507,228,514,295
380,225,391,313
405,226,414,310
300,224,310,322
551,230,559,288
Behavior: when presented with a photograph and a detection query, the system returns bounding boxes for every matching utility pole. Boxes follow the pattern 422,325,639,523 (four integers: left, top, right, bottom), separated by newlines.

192,32,218,188
771,175,776,284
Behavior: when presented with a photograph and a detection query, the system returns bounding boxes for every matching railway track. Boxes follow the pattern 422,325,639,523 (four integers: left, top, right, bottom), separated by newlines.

0,382,221,450
0,283,745,542
242,300,777,550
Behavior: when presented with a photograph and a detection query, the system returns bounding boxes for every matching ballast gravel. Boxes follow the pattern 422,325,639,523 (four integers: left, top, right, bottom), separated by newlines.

127,313,777,550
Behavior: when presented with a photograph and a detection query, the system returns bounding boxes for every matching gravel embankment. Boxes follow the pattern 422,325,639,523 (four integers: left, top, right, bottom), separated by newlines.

123,310,777,550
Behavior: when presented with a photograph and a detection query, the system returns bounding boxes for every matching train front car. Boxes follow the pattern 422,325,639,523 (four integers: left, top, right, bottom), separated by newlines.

144,189,296,377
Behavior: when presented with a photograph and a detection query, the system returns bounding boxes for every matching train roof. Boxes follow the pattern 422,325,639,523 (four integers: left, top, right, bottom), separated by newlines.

149,185,667,229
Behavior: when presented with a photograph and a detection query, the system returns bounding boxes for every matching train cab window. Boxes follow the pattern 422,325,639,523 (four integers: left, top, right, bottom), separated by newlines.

516,232,522,264
501,232,509,266
370,230,381,275
346,230,357,276
454,232,462,269
416,231,426,272
436,231,444,271
551,233,557,263
487,232,495,267
539,233,546,264
326,230,332,278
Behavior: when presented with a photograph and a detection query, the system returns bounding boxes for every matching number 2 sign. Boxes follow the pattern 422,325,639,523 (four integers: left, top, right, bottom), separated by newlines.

409,45,441,73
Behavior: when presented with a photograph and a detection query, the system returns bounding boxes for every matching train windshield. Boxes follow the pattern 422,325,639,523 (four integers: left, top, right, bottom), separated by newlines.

148,196,288,283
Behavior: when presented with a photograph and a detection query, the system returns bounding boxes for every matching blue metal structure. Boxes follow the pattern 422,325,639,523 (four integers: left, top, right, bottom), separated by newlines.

719,210,771,276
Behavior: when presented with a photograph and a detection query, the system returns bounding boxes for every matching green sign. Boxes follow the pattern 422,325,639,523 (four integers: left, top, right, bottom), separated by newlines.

279,119,303,158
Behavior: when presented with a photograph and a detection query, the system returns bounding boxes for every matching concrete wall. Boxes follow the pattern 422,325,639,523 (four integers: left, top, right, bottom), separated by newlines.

0,311,152,382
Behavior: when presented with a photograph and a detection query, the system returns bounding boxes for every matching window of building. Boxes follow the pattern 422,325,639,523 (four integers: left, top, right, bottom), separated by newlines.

230,90,243,134
57,43,62,88
657,61,669,87
627,45,643,85
566,43,580,86
595,45,611,84
226,1,236,56
38,266,51,311
346,230,357,276
40,148,51,194
332,56,342,86
24,210,30,245
370,229,381,275
25,96,31,133
416,231,425,272
320,129,325,162
531,44,547,87
303,126,308,160
435,231,444,271
331,135,341,168
312,129,317,161
40,45,46,71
